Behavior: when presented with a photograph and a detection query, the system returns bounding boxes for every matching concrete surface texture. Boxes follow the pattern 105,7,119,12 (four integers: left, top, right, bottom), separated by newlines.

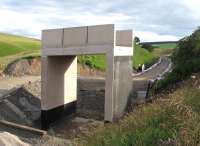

41,24,133,127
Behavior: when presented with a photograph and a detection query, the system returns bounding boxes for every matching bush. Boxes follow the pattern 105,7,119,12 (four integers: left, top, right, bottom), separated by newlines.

142,44,154,52
157,27,200,89
172,27,200,70
134,36,140,44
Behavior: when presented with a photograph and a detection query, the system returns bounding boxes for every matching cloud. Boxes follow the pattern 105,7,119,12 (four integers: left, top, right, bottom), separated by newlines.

134,31,180,42
0,0,199,41
181,0,200,20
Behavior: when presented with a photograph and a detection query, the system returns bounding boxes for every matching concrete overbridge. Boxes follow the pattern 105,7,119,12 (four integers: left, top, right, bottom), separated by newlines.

41,24,133,129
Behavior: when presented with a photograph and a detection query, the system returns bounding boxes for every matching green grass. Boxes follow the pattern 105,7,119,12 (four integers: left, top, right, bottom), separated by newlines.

156,27,200,90
0,33,40,70
0,33,167,71
133,45,158,69
78,55,106,71
77,74,200,146
152,43,177,49
78,45,159,71
0,33,40,57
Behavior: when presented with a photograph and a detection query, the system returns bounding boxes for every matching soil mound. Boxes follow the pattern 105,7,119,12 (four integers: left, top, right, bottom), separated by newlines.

3,58,41,76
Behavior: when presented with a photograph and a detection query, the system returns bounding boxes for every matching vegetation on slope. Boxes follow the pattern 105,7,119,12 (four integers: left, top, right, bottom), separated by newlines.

0,33,162,71
78,44,159,71
152,43,177,49
77,73,200,146
76,28,200,146
78,55,106,71
0,33,40,70
133,44,158,69
157,27,200,89
0,33,40,57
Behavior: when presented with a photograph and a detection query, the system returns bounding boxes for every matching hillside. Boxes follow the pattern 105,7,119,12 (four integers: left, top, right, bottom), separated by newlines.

76,27,200,146
0,33,163,71
77,73,200,146
0,33,40,70
0,33,40,57
152,42,177,49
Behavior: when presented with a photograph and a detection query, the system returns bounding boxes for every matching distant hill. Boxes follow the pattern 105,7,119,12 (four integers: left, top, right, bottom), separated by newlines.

0,33,40,57
140,41,178,45
0,32,166,71
140,41,178,49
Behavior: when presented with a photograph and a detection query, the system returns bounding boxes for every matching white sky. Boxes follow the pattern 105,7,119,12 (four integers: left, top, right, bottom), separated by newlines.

0,0,200,42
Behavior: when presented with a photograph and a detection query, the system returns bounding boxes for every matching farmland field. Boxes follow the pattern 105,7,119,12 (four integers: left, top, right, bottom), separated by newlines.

152,43,177,49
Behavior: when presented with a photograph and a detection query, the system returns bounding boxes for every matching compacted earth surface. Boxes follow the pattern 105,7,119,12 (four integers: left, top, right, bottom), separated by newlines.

0,76,106,145
0,56,172,146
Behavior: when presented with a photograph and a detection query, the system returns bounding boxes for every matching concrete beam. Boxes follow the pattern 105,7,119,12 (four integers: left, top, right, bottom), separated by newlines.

42,29,63,49
88,24,114,46
116,30,133,47
63,26,87,47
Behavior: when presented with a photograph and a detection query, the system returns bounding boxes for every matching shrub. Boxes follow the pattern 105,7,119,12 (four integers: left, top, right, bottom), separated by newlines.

157,27,200,89
134,36,140,44
141,44,154,52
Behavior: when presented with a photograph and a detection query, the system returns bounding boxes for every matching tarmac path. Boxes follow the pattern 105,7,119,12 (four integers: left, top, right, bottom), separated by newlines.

132,56,172,101
133,56,171,80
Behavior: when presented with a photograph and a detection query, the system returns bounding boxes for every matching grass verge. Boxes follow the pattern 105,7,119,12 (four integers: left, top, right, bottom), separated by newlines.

76,74,200,146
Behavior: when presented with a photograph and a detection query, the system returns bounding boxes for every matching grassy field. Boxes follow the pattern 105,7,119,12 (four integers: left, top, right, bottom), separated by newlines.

0,33,40,70
0,33,172,71
0,33,40,57
133,44,158,69
77,73,200,146
152,43,177,49
151,42,177,58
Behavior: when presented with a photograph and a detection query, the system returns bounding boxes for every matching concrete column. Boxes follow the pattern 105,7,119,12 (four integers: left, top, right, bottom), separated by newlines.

104,54,132,121
104,50,114,121
113,56,133,118
41,56,77,129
